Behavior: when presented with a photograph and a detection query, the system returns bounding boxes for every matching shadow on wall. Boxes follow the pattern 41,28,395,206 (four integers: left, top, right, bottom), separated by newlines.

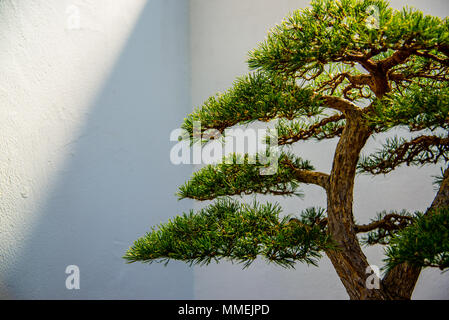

4,0,193,299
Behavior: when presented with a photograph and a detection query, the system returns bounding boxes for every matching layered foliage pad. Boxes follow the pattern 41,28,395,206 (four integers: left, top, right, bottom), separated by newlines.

384,207,449,271
177,153,314,201
124,199,334,268
359,83,449,174
182,72,323,137
248,0,448,76
358,135,449,175
369,83,449,133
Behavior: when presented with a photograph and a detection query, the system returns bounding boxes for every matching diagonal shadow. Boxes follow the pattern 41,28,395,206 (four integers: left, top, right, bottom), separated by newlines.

3,0,194,299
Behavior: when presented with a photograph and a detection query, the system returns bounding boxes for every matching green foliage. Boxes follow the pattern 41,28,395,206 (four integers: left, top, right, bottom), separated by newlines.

182,71,323,138
180,0,449,151
358,135,449,174
307,62,373,101
248,0,448,76
177,152,314,201
384,207,449,271
124,199,335,268
368,83,449,132
433,167,446,187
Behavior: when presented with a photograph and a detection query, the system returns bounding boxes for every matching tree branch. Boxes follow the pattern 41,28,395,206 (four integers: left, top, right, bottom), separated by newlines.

355,213,414,234
280,157,330,190
124,199,333,268
321,95,361,115
414,50,449,67
380,49,415,72
277,114,345,145
359,135,449,175
339,53,378,74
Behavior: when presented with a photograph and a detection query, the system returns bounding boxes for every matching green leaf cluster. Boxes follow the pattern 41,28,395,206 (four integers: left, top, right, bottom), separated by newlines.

368,82,449,132
182,72,323,137
248,0,448,76
384,207,449,270
124,199,334,268
358,135,449,174
126,0,449,274
177,152,314,201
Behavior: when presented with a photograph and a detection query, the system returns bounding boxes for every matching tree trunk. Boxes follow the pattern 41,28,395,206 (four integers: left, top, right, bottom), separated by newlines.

325,108,449,299
325,112,390,299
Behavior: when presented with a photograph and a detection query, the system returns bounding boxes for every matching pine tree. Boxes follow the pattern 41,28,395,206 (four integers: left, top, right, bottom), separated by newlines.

124,0,449,300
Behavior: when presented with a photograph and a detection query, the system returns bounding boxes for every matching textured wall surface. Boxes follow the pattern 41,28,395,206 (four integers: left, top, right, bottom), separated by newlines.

0,0,193,299
190,0,449,299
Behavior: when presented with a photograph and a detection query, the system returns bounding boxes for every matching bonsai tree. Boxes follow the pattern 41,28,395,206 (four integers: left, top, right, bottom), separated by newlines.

125,0,449,300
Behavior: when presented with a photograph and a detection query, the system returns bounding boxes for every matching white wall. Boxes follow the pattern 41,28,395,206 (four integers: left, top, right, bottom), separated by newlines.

0,0,193,299
190,0,449,299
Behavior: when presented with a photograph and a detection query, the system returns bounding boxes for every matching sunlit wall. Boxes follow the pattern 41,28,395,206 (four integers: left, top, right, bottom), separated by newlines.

0,0,193,299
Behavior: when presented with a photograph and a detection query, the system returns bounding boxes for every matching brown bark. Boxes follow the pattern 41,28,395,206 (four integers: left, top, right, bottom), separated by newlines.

325,109,449,299
354,213,413,233
325,141,449,300
324,110,390,299
322,46,449,299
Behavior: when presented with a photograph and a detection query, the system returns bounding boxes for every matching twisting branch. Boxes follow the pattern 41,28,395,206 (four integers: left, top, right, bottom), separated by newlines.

359,135,449,175
277,114,345,145
355,213,414,234
321,95,361,115
316,72,373,96
338,52,377,74
280,157,330,190
413,50,449,67
357,211,416,247
390,72,449,83
380,49,415,72
292,211,414,238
